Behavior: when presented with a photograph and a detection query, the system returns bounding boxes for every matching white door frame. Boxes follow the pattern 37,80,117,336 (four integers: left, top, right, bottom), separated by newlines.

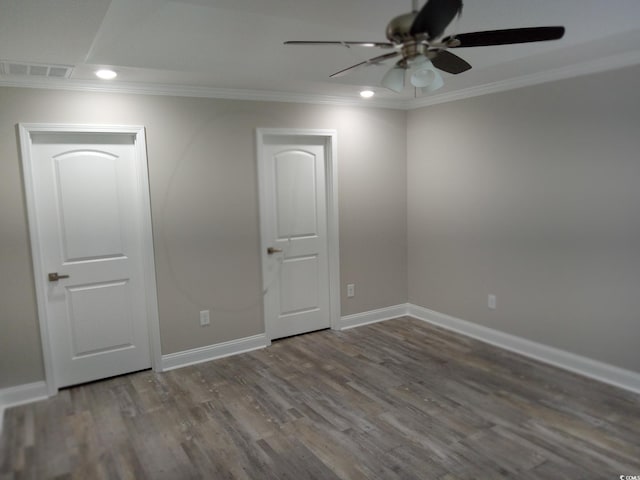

256,128,340,338
19,123,162,396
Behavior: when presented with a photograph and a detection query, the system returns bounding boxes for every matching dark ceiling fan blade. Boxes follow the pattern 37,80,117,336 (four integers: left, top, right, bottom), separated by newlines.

329,51,399,78
431,50,471,74
284,40,394,48
410,0,463,39
445,26,565,47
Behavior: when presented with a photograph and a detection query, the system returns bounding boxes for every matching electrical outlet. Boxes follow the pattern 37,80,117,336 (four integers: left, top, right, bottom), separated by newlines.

347,284,355,298
488,294,496,310
199,310,210,326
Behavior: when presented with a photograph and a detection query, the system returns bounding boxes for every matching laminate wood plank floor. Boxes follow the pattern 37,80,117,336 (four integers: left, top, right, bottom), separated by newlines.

2,317,639,479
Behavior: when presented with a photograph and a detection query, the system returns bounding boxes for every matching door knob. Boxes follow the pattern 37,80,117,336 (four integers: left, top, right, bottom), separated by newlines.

267,247,283,255
48,272,70,281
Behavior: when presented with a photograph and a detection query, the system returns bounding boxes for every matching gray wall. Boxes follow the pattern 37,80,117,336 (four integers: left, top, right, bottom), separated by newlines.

3,63,639,390
407,65,640,373
0,88,408,388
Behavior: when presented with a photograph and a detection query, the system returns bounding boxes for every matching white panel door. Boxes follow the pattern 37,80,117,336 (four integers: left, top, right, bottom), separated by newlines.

260,136,330,339
30,132,152,388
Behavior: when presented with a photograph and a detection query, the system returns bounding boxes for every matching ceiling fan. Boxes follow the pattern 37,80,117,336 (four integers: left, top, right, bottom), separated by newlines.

284,0,565,94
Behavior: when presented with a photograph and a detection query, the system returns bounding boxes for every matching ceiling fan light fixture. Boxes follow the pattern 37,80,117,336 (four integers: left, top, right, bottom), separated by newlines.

359,89,375,98
410,60,443,92
381,66,405,93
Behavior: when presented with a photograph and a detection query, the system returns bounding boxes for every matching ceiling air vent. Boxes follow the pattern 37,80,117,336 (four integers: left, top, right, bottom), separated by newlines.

0,61,73,79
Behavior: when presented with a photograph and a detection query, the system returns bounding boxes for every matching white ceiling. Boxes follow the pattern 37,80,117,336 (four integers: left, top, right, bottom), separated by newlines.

1,0,640,107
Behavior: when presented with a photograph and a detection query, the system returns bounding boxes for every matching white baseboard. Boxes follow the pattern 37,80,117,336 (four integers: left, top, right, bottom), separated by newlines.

2,304,638,436
338,304,410,330
161,334,270,372
1,333,271,431
0,381,49,434
407,304,640,395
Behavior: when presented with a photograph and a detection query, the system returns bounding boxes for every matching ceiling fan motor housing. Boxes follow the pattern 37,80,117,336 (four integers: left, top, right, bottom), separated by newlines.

402,42,436,63
386,12,418,43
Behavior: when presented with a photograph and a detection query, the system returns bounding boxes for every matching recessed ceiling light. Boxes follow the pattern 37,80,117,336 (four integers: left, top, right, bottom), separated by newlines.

95,69,117,80
360,89,375,98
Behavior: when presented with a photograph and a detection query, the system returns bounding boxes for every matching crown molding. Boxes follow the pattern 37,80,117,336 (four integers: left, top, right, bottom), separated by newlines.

0,76,405,109
409,50,640,110
1,50,639,111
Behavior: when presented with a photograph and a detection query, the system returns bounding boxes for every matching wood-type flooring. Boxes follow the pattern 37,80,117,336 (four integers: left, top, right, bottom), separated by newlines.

2,317,640,479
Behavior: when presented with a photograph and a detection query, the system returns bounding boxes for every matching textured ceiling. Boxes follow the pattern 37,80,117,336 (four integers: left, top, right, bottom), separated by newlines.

1,0,639,106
